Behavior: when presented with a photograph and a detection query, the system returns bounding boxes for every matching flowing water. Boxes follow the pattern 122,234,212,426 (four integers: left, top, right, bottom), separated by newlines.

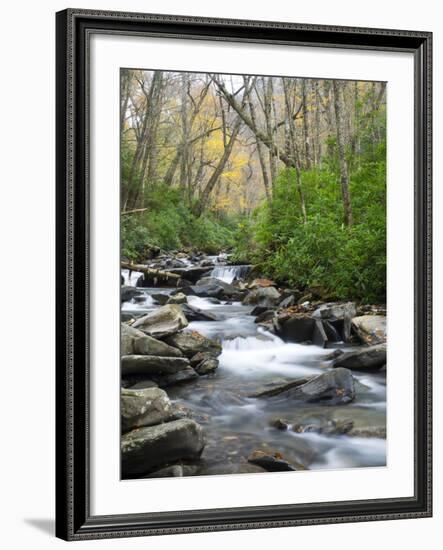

122,261,386,473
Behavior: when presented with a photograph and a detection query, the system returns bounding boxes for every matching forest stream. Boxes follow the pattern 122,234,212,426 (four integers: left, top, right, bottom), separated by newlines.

121,254,386,477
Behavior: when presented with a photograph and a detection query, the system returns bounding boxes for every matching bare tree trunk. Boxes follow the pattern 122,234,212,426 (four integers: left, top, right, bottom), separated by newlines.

332,80,353,227
282,78,307,223
194,115,242,217
245,77,271,200
301,79,312,169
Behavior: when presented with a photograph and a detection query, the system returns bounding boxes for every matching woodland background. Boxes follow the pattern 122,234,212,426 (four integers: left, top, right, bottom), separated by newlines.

121,70,386,302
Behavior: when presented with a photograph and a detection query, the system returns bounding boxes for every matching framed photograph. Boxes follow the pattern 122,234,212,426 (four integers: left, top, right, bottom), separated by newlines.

55,9,432,541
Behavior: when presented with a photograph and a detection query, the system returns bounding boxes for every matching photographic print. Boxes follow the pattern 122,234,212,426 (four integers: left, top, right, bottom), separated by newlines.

120,69,387,480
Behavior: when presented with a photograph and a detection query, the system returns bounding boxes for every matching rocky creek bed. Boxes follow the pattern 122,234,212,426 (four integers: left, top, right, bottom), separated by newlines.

120,252,387,479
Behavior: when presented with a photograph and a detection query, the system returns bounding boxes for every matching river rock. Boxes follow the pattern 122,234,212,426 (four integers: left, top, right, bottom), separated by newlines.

270,418,291,430
243,286,281,307
194,357,219,375
248,377,313,398
167,266,211,283
352,315,387,345
121,355,190,376
247,450,301,472
142,465,184,478
164,331,222,358
254,309,276,323
292,419,354,435
197,462,267,476
190,278,241,300
151,292,170,305
312,302,357,342
121,387,173,433
121,419,205,477
331,344,386,370
274,314,315,343
311,319,342,348
167,292,187,305
348,427,387,438
121,323,183,357
181,303,217,322
279,295,296,308
128,380,159,390
153,366,199,387
290,368,355,405
263,368,355,405
121,286,143,303
132,304,188,338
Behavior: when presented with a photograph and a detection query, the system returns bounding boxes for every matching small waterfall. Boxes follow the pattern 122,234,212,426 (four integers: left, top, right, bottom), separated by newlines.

210,264,250,283
121,269,143,287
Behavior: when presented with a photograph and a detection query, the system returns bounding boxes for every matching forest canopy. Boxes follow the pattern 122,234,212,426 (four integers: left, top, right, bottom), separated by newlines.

121,69,386,303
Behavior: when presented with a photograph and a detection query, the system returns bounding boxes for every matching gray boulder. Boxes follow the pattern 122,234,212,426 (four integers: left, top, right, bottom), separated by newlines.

274,314,315,343
313,302,356,342
154,366,199,387
181,303,217,322
167,292,187,305
121,286,143,303
121,387,173,433
352,315,387,345
132,304,188,338
331,343,386,370
121,419,205,477
164,331,222,359
266,368,355,405
121,355,190,376
121,323,183,357
243,286,281,307
279,294,296,308
185,279,241,300
291,368,355,405
194,357,219,375
167,266,211,283
151,293,170,305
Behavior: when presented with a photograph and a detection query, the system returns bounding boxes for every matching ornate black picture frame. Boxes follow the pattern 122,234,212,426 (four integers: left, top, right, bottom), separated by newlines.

55,8,432,541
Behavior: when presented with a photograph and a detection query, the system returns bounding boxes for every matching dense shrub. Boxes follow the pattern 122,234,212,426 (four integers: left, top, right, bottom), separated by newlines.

233,141,386,303
121,184,235,260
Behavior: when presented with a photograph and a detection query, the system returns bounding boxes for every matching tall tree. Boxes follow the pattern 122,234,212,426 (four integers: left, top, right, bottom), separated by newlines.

332,80,353,227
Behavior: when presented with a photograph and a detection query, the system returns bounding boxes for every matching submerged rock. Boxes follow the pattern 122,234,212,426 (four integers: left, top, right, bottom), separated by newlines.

348,427,387,438
331,344,386,371
352,315,387,345
292,419,354,436
121,387,173,433
121,419,205,477
132,304,188,338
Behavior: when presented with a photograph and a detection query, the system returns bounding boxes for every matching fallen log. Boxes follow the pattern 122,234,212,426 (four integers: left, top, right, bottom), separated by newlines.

121,261,182,286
